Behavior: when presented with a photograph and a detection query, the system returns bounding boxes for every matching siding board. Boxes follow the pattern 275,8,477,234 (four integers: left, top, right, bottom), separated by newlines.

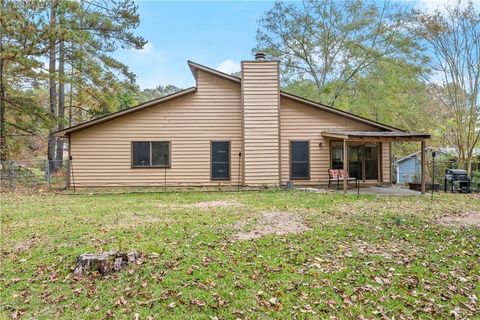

382,142,391,183
70,70,242,187
280,97,391,185
241,61,280,186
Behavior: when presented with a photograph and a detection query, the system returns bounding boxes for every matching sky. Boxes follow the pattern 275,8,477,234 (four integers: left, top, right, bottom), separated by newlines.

113,0,460,90
114,1,275,89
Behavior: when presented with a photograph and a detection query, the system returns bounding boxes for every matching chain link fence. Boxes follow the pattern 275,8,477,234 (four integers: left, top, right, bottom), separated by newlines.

0,159,69,190
1,158,479,192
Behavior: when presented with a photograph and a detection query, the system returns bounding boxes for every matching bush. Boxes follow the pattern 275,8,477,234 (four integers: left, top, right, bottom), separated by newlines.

471,171,480,192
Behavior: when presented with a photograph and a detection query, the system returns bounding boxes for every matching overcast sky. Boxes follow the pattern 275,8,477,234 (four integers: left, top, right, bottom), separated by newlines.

113,0,469,90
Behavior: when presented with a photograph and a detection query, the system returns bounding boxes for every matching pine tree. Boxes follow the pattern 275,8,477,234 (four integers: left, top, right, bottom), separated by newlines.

1,0,146,163
0,0,51,162
47,0,58,171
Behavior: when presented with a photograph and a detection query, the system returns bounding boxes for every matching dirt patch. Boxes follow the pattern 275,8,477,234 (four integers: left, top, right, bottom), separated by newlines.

186,200,243,209
296,187,332,193
438,211,480,228
13,235,41,252
159,200,243,209
110,213,165,229
232,211,310,240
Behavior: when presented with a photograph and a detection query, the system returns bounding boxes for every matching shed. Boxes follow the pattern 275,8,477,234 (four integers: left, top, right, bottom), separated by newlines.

395,152,421,184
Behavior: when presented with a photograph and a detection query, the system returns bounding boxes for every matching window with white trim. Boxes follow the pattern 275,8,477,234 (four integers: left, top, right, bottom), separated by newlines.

132,141,170,167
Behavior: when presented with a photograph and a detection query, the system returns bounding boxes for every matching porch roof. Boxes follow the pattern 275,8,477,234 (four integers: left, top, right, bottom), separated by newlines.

322,130,430,141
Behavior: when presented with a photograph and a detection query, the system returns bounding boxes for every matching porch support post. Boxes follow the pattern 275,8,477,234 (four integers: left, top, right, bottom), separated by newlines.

421,139,426,194
343,139,348,194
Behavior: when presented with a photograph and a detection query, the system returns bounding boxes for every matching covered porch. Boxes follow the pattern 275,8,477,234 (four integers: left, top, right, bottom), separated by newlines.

322,130,431,194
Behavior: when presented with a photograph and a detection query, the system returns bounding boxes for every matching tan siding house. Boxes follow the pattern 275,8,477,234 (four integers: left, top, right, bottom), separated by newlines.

70,71,242,187
56,54,429,191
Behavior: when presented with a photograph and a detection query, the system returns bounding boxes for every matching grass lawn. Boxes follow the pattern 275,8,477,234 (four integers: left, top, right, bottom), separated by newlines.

1,190,479,319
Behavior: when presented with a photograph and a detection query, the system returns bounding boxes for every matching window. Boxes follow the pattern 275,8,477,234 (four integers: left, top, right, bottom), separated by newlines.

132,141,170,168
290,141,310,179
211,141,230,180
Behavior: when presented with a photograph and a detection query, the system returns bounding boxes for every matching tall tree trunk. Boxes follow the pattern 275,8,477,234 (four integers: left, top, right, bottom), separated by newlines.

0,0,6,164
0,56,6,163
56,38,65,168
458,157,465,170
68,41,74,127
47,2,57,172
68,84,73,127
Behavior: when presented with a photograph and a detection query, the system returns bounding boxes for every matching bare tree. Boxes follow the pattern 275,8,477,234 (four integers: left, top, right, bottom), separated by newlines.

255,0,422,106
416,1,480,174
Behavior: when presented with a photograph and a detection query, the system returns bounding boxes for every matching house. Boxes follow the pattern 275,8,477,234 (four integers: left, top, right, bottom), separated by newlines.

54,53,430,193
396,148,480,184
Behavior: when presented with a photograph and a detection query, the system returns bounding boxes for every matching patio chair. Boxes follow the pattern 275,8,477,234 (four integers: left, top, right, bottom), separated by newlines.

328,169,358,190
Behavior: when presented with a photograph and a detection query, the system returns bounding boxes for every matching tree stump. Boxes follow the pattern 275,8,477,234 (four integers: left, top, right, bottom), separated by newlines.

73,251,139,276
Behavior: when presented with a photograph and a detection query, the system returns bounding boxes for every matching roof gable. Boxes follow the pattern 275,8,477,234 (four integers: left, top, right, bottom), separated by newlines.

188,61,402,132
395,152,420,164
56,60,405,136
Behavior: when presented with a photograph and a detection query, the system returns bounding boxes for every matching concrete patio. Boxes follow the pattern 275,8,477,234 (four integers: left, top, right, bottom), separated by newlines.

346,185,422,196
296,185,422,195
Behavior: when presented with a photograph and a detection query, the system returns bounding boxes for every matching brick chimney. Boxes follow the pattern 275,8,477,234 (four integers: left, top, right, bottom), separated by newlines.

241,53,280,186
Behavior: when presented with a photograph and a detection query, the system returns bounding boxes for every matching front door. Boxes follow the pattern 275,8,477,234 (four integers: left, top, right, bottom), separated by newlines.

348,144,363,180
364,143,379,180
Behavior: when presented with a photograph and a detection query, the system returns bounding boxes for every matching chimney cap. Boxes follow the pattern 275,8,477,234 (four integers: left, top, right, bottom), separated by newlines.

255,52,266,60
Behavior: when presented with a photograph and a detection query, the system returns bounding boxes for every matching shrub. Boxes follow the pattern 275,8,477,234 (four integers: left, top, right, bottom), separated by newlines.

471,171,480,192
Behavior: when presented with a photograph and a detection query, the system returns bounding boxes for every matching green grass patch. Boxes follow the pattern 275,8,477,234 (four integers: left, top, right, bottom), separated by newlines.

1,191,479,319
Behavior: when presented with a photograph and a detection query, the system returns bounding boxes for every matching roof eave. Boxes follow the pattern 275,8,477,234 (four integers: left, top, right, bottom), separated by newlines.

321,130,430,141
187,60,241,84
395,151,421,164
